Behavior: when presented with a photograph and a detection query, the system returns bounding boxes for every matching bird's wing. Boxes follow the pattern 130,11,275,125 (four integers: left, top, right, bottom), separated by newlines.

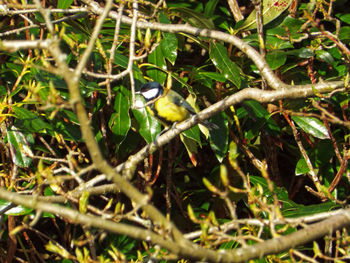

172,93,197,115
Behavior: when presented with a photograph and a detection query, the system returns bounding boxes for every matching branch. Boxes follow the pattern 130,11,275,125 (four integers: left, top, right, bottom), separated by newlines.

118,83,345,179
1,188,350,263
80,0,345,93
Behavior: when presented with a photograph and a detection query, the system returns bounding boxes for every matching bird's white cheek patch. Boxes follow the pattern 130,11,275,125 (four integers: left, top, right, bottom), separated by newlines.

142,88,159,99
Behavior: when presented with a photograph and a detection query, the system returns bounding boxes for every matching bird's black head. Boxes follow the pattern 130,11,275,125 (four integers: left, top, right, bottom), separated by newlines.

139,82,164,102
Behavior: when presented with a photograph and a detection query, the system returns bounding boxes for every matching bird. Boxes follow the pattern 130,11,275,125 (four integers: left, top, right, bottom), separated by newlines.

137,82,217,130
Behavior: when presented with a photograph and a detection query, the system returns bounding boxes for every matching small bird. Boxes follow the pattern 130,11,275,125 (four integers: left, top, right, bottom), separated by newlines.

137,82,217,130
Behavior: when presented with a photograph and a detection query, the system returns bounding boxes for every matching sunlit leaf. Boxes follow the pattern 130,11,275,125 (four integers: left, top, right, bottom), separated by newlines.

209,112,228,162
339,26,350,41
180,134,199,167
146,45,167,84
57,0,73,9
170,7,215,29
315,50,335,65
210,42,241,88
109,87,131,147
182,125,201,145
337,13,350,25
292,116,330,139
237,0,293,32
266,50,287,69
295,157,310,176
159,13,178,65
204,0,219,17
133,96,161,143
0,199,33,216
243,100,280,135
7,126,33,167
13,107,52,133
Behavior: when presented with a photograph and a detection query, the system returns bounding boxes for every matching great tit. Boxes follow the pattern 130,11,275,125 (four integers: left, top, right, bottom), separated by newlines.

138,82,217,129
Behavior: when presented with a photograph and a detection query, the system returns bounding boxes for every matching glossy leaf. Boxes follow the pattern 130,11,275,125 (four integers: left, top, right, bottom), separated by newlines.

180,134,199,167
170,7,215,29
114,52,141,73
337,13,350,25
339,26,350,41
198,71,227,82
109,88,131,146
204,0,219,17
210,42,241,88
292,116,330,139
57,0,73,9
146,45,167,84
161,34,178,66
133,96,161,143
182,125,201,145
266,50,287,70
285,47,314,58
249,175,296,209
209,112,228,162
7,127,33,168
295,157,310,176
315,50,335,65
159,13,178,65
13,107,52,133
282,202,341,218
243,100,280,135
0,199,33,216
238,0,293,31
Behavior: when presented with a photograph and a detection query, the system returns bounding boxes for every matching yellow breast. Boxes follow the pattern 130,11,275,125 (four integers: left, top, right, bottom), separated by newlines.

153,95,190,124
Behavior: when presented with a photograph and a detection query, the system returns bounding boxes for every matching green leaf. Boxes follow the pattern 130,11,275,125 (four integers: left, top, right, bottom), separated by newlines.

282,202,341,218
243,100,280,135
265,35,294,49
52,112,82,142
266,50,287,70
198,72,227,82
0,199,33,216
285,47,314,58
114,52,141,73
57,0,73,9
339,26,350,41
180,134,199,165
133,96,161,143
159,13,178,65
7,127,33,168
295,157,310,176
209,112,228,162
237,0,293,31
204,0,219,17
210,42,241,88
161,35,178,66
315,50,335,65
292,116,330,139
170,7,215,29
13,107,52,133
337,13,350,25
146,45,167,84
182,125,201,145
109,88,131,146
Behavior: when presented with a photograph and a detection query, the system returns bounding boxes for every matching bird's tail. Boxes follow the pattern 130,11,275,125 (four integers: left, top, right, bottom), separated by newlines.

201,120,219,130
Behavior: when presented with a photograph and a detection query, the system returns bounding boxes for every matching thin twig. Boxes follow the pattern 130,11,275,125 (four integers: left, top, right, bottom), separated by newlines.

106,3,125,104
74,0,113,79
128,0,139,107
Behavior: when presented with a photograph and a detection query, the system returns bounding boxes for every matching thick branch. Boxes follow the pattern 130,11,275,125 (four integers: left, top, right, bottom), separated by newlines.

1,188,349,263
80,0,345,92
118,83,345,178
